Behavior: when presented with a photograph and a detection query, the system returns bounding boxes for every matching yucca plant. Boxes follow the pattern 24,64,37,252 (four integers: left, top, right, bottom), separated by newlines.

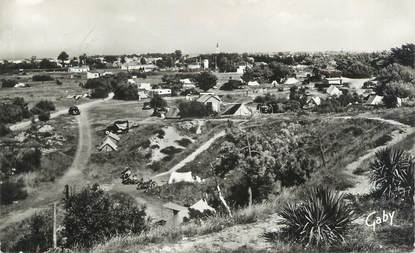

277,187,353,248
369,148,413,201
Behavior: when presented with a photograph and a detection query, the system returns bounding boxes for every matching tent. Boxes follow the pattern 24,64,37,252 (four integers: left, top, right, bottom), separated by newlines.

271,80,278,86
190,199,216,213
306,96,321,107
163,202,189,226
366,95,383,105
326,85,342,96
247,81,260,86
98,137,118,152
222,103,252,117
283,77,300,85
105,132,120,142
165,107,181,119
168,171,201,184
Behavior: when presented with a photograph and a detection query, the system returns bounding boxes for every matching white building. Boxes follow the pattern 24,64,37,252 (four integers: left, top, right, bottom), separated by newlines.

137,83,152,90
203,59,209,69
149,88,171,96
187,63,201,70
87,72,100,79
236,65,246,74
68,65,90,73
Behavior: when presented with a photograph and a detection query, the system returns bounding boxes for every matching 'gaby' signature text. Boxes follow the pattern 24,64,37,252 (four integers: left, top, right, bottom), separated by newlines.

365,211,395,231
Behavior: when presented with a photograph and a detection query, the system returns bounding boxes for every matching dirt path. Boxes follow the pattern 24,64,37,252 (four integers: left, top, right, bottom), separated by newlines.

151,130,226,179
335,116,415,195
140,214,280,253
0,95,112,231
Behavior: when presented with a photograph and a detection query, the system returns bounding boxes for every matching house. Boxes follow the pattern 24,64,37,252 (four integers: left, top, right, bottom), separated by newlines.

222,103,252,117
168,171,202,184
187,63,201,70
366,95,384,106
149,89,172,97
196,94,222,112
98,137,118,152
326,85,342,96
236,65,246,74
165,107,181,119
283,77,300,85
247,81,260,86
137,83,152,91
190,199,216,213
163,202,190,226
87,72,100,79
137,91,149,100
127,79,136,84
180,79,196,89
68,65,90,73
326,77,343,85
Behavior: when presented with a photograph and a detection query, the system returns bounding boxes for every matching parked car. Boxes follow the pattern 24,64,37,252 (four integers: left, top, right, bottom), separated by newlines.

68,106,80,115
142,102,152,110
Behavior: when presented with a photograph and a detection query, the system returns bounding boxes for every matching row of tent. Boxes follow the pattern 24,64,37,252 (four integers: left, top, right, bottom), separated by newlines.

247,77,300,87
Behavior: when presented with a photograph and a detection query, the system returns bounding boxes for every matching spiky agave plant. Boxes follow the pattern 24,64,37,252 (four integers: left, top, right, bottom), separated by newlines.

277,187,353,248
369,148,413,201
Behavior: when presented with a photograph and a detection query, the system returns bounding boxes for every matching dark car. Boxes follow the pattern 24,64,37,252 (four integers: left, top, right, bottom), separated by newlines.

142,102,152,110
68,106,80,115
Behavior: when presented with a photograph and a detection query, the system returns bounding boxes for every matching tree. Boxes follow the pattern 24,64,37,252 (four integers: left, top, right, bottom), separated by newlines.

195,72,217,91
63,184,147,248
269,62,295,83
140,57,147,64
38,110,51,121
376,63,415,85
39,59,57,69
0,178,28,205
220,80,242,91
391,43,415,68
174,50,182,60
178,101,209,117
114,84,139,100
150,93,167,108
79,53,87,65
57,51,69,66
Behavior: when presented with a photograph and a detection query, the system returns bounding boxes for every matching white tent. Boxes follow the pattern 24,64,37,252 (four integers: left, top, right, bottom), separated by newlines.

168,171,201,184
306,96,321,107
190,199,216,213
14,82,26,88
366,95,383,105
326,85,342,96
222,103,252,117
271,80,278,86
98,137,118,152
247,81,260,86
283,77,300,85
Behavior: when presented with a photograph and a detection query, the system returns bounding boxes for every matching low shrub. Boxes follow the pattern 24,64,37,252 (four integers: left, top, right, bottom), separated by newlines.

160,146,183,156
175,138,192,147
277,186,353,247
32,74,53,82
38,110,51,121
0,123,11,136
1,79,18,88
0,178,28,205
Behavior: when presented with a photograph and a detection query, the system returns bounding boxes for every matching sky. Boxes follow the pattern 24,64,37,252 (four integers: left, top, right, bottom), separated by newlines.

0,0,414,59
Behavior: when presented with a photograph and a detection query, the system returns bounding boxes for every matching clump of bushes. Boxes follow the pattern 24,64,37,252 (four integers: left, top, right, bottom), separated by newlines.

0,178,28,205
0,97,31,123
38,110,51,121
176,138,192,147
277,186,353,247
113,83,139,100
32,74,53,82
160,146,183,156
31,100,55,115
220,80,242,91
1,79,18,88
0,123,11,137
178,101,210,118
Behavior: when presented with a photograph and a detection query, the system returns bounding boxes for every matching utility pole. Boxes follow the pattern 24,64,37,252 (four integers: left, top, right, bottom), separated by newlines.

53,202,57,249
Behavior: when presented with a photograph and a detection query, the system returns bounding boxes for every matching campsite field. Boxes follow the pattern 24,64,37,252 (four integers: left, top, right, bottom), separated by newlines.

0,72,90,110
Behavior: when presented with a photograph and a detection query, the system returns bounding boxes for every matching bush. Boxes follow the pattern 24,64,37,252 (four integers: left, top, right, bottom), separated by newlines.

369,148,414,202
150,94,167,109
56,79,62,85
1,79,18,88
277,186,353,247
220,80,242,91
0,178,28,205
31,100,55,114
178,101,209,117
0,123,11,137
38,110,51,121
0,97,31,123
91,86,109,98
114,83,139,100
63,184,147,248
32,74,53,82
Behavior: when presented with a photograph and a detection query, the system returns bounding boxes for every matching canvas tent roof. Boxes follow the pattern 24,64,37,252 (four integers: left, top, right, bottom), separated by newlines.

190,199,216,213
222,103,252,116
196,94,221,103
307,96,321,106
165,107,180,119
180,78,193,84
283,77,300,85
247,81,260,86
271,80,278,86
163,202,188,212
366,95,384,105
106,132,120,142
98,137,118,151
326,85,342,96
168,171,201,184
